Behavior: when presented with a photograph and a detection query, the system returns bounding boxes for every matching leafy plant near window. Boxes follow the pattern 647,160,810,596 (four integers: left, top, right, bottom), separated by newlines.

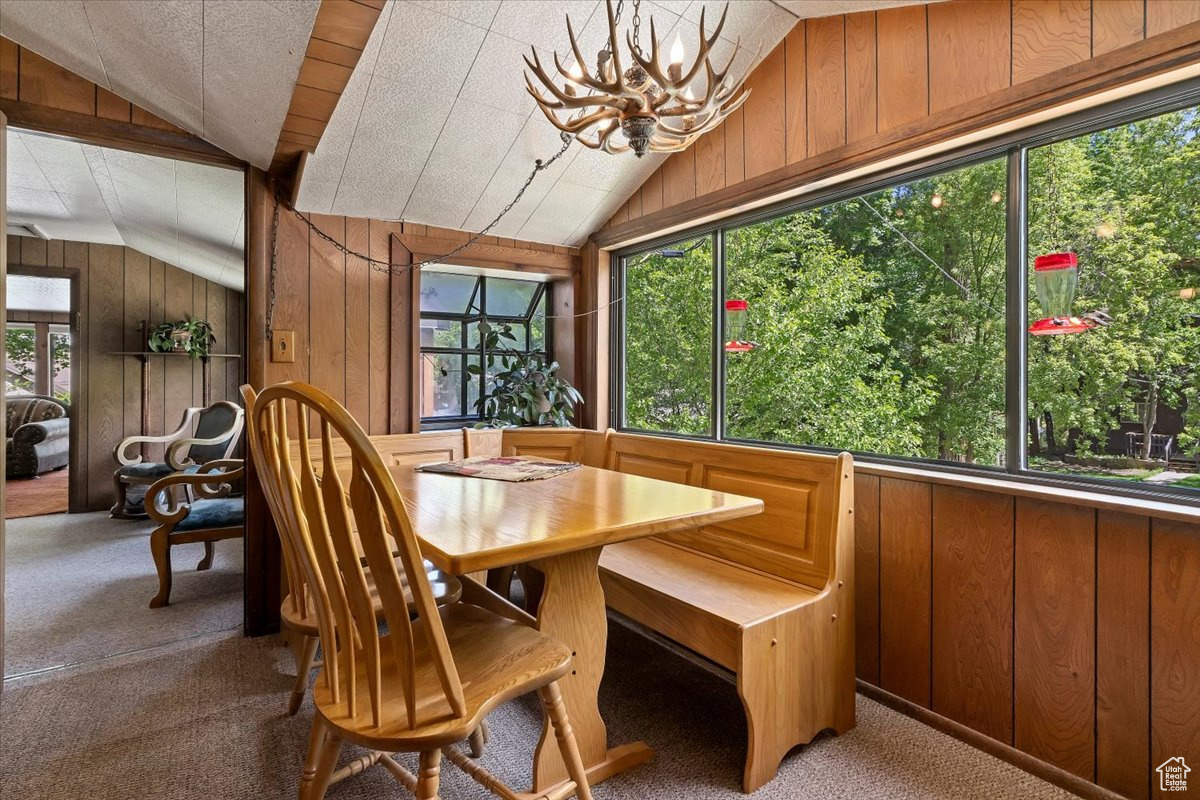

468,321,582,427
147,317,217,359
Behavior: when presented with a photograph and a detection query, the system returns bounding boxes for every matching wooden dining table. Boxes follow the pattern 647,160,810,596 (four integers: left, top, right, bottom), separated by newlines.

384,461,764,795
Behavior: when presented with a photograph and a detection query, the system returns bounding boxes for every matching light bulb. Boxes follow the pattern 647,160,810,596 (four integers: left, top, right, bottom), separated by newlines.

568,61,583,80
682,86,695,102
670,34,685,65
930,193,944,209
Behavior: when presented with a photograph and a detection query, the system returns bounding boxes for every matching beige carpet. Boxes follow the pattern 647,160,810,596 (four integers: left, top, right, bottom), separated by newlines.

3,511,243,677
0,616,1081,800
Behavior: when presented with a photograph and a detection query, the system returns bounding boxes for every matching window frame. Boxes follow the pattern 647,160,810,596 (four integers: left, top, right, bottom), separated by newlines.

419,274,551,429
610,80,1200,506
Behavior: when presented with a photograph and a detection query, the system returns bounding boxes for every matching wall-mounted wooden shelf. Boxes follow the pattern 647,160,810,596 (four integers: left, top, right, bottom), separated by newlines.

110,352,243,434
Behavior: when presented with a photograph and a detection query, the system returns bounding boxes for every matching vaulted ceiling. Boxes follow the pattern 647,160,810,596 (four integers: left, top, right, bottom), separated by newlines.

294,0,933,246
7,129,245,290
0,0,320,168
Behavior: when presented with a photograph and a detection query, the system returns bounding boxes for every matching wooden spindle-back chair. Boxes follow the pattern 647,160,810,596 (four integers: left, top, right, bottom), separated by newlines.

246,381,593,800
240,385,464,721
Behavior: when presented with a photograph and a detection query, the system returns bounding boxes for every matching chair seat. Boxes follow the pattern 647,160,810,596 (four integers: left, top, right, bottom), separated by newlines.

117,462,203,480
174,497,244,532
281,560,463,635
314,602,571,750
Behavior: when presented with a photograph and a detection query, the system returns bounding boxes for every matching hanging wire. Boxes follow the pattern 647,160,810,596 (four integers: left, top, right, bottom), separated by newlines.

266,137,577,339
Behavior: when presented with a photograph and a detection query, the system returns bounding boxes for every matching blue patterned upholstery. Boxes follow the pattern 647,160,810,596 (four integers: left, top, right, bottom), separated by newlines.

174,497,244,532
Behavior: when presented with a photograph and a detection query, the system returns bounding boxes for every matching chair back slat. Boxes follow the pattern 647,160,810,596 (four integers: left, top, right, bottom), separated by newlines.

245,381,466,729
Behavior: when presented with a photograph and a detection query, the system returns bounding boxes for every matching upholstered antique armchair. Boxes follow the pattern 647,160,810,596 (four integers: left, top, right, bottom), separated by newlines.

111,400,244,518
6,394,70,479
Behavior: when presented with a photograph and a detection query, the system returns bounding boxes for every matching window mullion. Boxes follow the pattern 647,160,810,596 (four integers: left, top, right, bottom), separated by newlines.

713,230,726,442
1005,147,1029,474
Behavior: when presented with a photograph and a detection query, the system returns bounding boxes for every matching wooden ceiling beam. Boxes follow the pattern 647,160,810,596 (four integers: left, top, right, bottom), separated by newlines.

269,0,384,178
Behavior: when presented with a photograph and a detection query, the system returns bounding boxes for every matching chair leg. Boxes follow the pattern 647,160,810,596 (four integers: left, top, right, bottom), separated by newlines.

197,540,216,571
417,749,442,800
110,474,127,518
149,526,173,608
289,635,320,716
539,682,594,800
467,720,488,758
299,719,342,800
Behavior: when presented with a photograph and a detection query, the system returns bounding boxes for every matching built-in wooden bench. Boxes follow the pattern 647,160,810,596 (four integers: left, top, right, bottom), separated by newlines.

499,428,857,793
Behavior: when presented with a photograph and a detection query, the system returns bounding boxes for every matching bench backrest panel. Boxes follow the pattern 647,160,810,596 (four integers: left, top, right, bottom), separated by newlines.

500,428,608,467
605,432,848,591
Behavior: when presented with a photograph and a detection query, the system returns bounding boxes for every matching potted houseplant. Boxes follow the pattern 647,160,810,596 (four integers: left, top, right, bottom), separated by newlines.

467,321,582,427
147,317,217,359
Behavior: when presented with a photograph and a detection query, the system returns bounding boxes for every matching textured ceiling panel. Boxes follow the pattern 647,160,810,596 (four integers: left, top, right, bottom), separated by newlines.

5,129,244,289
0,0,319,168
295,0,933,246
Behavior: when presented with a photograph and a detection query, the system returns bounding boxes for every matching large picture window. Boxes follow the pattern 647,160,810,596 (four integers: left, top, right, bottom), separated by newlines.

615,98,1199,498
419,271,549,426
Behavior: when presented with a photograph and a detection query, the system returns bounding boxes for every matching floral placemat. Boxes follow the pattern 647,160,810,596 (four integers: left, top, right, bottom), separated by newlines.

416,455,581,482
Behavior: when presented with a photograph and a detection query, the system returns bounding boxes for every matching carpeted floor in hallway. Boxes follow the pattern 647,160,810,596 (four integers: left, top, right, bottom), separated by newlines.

0,615,1081,800
3,511,243,677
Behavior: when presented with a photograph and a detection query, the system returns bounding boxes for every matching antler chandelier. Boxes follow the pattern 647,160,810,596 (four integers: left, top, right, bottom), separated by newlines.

524,0,753,158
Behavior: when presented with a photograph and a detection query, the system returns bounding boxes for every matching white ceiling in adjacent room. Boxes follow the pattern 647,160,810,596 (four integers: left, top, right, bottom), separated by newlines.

295,0,934,247
6,129,245,290
0,0,320,168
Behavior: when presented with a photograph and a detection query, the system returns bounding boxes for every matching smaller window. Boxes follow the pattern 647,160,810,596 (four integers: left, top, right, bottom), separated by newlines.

419,272,550,427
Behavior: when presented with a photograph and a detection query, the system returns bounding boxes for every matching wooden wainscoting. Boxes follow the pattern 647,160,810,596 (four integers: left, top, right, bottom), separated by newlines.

853,468,1200,800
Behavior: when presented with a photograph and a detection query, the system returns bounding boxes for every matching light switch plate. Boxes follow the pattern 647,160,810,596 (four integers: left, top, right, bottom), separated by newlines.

271,330,295,363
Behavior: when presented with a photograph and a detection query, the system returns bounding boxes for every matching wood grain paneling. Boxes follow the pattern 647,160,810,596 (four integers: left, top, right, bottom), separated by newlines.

256,196,580,435
1096,510,1149,800
877,4,929,132
1013,1,1092,83
879,477,932,706
724,108,745,187
1015,499,1095,779
743,43,786,179
854,473,881,685
932,486,1014,744
929,0,1012,113
6,236,242,511
806,15,846,157
1093,0,1147,55
1147,0,1200,36
1150,518,1200,790
845,11,878,142
694,122,725,197
641,166,664,215
598,1,1200,244
662,149,696,208
784,22,807,164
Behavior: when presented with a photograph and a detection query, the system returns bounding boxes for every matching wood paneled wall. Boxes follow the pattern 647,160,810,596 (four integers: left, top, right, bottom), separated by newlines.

602,0,1200,233
257,202,580,435
6,236,244,512
854,471,1200,800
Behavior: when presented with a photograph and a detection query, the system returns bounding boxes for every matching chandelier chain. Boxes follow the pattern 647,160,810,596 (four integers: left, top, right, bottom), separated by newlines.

631,0,643,57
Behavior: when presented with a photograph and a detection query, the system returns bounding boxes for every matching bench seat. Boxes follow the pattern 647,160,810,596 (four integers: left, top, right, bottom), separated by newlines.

600,537,819,671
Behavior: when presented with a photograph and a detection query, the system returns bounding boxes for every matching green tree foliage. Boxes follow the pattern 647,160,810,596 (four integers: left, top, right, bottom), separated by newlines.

621,107,1198,475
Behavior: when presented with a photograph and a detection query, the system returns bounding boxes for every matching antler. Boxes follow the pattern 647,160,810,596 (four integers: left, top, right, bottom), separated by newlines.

629,4,726,100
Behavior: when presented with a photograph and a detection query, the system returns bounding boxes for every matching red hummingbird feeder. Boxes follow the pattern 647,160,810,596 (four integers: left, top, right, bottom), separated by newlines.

1029,252,1096,335
724,299,756,353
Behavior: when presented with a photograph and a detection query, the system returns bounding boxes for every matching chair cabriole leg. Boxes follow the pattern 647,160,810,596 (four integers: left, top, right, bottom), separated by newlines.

197,540,216,570
148,525,172,608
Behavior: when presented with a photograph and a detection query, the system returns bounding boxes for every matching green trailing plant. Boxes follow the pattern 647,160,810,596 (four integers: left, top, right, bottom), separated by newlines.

147,317,217,359
467,321,582,427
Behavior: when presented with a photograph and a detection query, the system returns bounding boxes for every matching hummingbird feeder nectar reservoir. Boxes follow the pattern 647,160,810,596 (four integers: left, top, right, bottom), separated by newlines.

724,299,756,353
1029,252,1096,335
